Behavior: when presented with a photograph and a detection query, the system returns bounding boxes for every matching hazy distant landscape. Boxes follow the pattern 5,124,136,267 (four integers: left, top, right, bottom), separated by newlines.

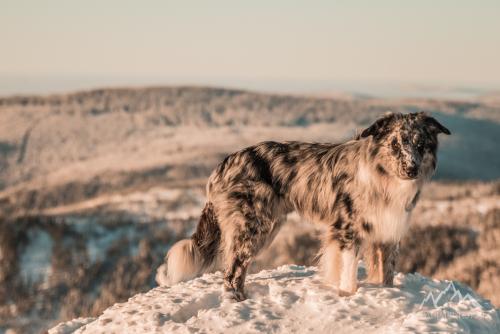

0,86,499,333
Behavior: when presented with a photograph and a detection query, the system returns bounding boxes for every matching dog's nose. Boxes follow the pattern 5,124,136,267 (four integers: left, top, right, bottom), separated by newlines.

406,166,419,178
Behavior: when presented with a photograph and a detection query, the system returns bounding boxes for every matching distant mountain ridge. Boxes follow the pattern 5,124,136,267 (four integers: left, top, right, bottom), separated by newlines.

0,86,499,217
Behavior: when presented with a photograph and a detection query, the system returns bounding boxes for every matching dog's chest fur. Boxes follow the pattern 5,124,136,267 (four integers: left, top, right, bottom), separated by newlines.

355,162,420,242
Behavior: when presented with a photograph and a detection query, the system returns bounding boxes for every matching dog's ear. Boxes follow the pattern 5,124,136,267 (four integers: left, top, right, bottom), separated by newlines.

360,112,397,139
421,114,451,135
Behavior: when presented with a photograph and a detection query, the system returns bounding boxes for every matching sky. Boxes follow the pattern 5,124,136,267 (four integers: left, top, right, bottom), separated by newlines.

1,0,499,96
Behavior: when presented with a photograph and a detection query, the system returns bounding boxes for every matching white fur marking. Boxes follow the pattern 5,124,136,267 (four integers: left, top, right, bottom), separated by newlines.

357,161,420,242
357,162,372,184
339,250,358,294
321,243,341,286
162,239,201,286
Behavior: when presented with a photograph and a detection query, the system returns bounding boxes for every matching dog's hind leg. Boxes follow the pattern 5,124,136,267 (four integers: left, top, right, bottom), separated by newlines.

219,181,284,301
365,242,399,286
223,246,253,301
222,215,283,301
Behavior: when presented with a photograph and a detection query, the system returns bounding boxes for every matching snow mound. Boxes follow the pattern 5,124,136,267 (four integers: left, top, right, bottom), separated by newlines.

50,265,500,334
49,317,96,334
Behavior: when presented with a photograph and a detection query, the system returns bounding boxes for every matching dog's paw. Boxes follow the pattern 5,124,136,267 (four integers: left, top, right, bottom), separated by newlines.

338,288,357,297
233,290,247,302
364,278,383,285
223,287,247,302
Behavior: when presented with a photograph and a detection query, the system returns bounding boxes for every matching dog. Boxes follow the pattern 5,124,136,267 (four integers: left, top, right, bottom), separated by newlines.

161,111,450,300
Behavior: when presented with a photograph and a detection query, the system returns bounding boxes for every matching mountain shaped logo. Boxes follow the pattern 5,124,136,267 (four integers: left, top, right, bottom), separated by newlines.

418,281,483,310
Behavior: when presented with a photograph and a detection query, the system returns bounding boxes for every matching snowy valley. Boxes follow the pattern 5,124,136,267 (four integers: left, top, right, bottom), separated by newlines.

0,87,499,333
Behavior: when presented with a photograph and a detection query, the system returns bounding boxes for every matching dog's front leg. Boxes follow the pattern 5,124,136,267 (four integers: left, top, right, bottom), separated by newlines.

321,239,360,296
365,242,399,286
338,246,360,296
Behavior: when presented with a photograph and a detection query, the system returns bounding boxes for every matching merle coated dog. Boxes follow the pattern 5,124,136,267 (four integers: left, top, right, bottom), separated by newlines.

159,112,450,300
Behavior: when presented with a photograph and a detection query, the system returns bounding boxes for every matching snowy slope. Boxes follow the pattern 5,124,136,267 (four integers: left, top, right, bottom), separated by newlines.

49,265,500,334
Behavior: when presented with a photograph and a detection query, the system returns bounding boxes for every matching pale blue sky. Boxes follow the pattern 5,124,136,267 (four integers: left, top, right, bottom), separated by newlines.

1,0,499,95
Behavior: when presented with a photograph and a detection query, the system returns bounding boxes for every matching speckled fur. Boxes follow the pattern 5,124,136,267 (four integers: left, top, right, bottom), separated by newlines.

165,112,450,300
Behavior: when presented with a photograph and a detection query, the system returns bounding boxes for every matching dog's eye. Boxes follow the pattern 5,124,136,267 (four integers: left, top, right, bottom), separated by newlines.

391,139,398,150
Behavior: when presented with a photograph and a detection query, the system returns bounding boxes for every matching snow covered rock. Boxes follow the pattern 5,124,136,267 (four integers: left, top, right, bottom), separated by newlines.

49,265,500,333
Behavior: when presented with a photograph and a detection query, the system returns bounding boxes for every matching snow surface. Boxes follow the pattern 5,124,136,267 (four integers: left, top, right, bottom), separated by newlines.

49,265,500,334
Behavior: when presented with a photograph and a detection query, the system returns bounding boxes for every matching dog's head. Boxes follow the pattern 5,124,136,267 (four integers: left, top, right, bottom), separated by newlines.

360,112,450,180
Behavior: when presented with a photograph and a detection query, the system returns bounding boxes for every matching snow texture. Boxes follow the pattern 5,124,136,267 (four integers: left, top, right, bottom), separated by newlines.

49,265,500,334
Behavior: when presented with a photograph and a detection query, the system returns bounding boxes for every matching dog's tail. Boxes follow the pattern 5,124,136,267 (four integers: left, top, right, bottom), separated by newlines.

156,202,221,286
